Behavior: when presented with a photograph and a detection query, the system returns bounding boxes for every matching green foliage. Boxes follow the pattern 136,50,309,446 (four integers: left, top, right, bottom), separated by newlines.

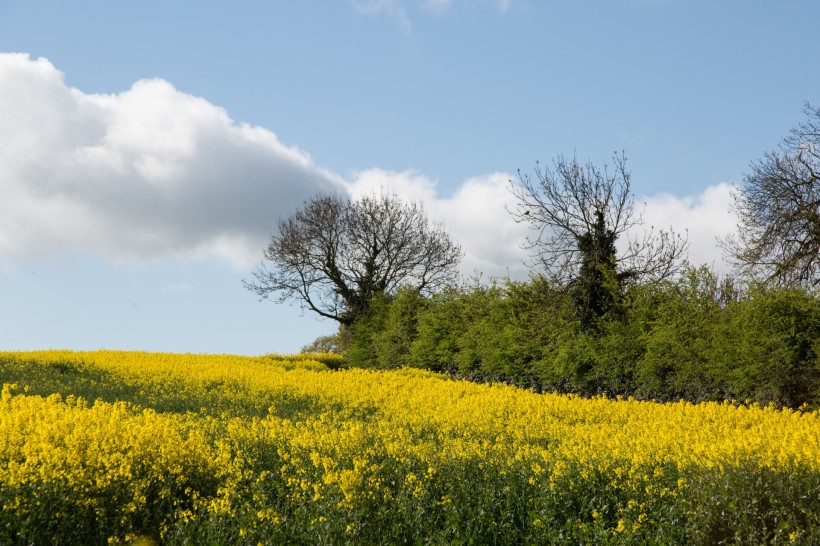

711,285,820,407
409,278,567,388
345,286,426,369
343,293,390,368
684,461,820,545
409,287,465,373
633,267,732,402
573,209,621,331
344,265,820,408
374,286,425,369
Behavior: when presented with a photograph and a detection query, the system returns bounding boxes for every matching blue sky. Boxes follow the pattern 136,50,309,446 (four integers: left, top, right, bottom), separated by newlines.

0,0,818,354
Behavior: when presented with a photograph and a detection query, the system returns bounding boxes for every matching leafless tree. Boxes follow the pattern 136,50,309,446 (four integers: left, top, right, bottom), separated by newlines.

508,152,688,327
721,103,820,289
245,192,463,326
509,152,688,282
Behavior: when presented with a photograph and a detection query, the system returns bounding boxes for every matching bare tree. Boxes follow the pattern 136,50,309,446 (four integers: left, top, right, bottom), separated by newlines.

508,152,688,327
245,192,463,326
721,103,820,289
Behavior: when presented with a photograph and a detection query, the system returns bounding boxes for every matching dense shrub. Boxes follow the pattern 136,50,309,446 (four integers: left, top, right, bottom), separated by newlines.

343,267,820,408
711,285,820,407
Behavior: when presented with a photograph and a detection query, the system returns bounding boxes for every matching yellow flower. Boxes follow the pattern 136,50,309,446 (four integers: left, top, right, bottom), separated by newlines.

2,349,819,544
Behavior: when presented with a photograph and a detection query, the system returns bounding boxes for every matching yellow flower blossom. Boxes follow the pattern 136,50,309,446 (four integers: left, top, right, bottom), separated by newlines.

1,350,819,543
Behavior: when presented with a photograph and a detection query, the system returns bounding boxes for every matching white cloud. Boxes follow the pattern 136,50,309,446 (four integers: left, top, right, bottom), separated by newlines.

432,173,531,278
423,0,453,14
0,54,345,268
351,0,413,35
638,183,738,273
349,168,534,279
350,0,513,34
348,167,438,201
348,169,739,279
0,54,737,281
421,0,513,13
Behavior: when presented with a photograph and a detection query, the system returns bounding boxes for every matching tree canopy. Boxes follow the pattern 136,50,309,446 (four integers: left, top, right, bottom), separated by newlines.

245,192,463,326
722,103,820,289
508,153,688,327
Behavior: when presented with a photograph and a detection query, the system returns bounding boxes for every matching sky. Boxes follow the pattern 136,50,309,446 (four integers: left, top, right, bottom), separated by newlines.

0,0,817,355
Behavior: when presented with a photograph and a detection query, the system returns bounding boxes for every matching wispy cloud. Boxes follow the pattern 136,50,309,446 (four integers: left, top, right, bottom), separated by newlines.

350,0,515,36
351,0,413,36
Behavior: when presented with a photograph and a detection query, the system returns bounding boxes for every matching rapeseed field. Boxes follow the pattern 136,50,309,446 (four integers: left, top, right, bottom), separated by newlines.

1,350,818,545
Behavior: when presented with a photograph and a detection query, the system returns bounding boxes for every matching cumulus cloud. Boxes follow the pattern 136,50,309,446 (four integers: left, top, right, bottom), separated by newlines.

0,54,737,280
348,168,530,278
349,169,739,279
0,53,345,268
638,183,738,273
436,173,532,278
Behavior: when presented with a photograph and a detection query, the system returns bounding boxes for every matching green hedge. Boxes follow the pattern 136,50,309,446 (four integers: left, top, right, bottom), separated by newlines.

343,268,820,408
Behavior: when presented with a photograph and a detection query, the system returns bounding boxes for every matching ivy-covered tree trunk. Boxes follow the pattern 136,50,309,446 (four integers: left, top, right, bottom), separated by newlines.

508,152,687,329
573,209,619,331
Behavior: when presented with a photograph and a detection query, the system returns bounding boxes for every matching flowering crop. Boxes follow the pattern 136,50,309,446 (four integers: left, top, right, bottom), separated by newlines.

1,350,818,544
